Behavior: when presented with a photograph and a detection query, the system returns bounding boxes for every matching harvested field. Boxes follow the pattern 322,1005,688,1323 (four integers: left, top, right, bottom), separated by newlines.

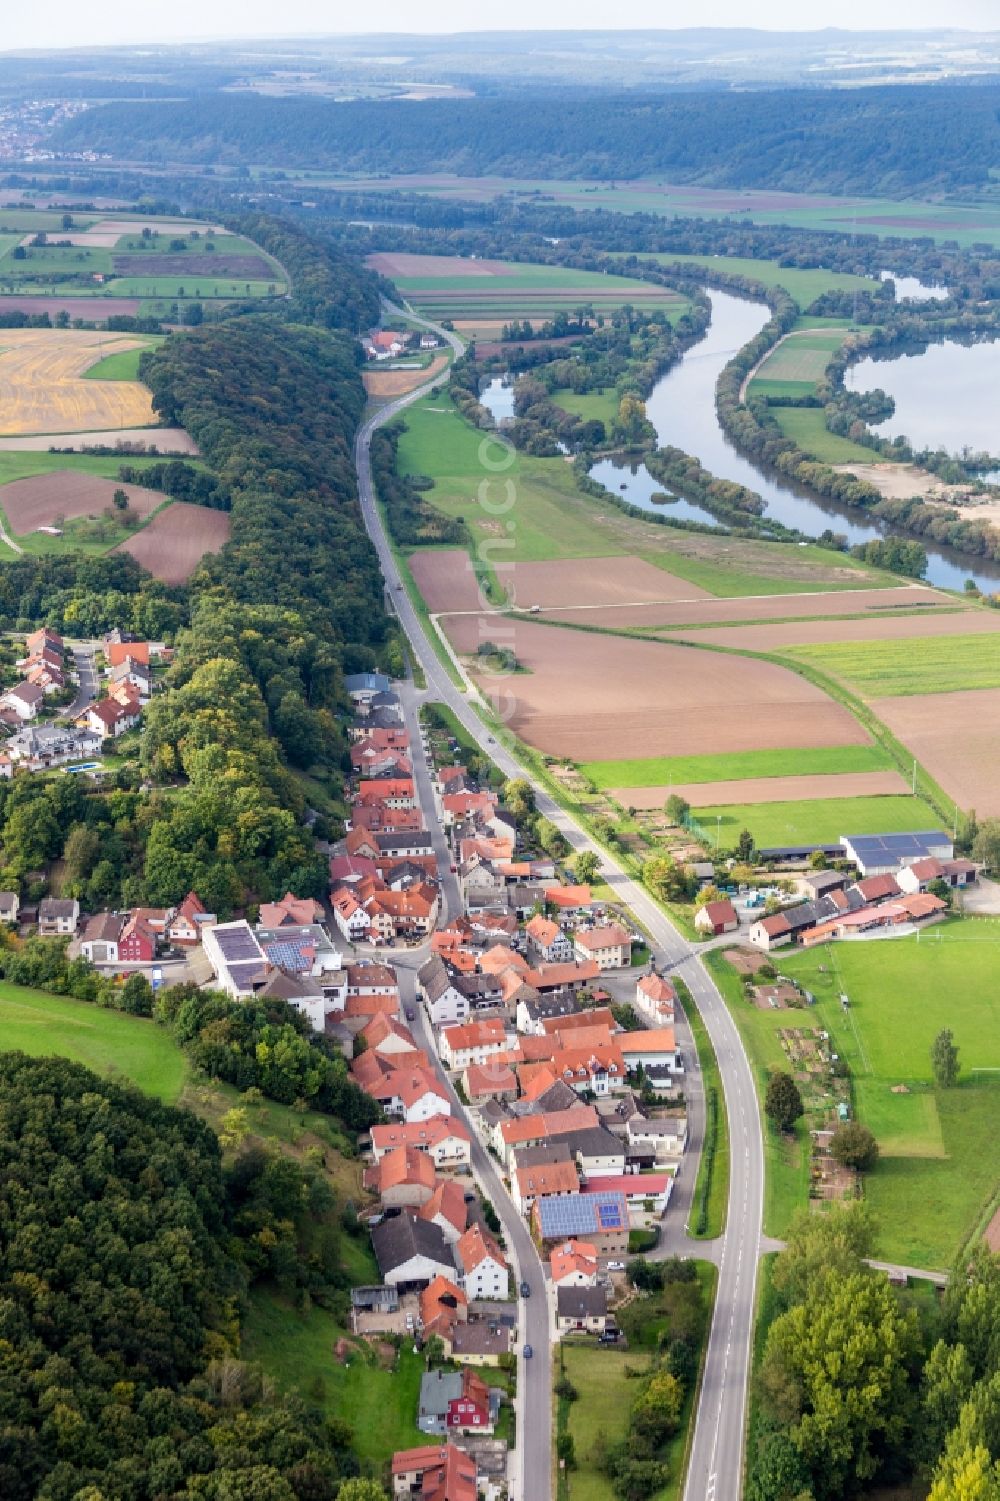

446,616,866,761
113,501,230,583
410,548,494,614
363,354,448,398
93,218,226,237
0,426,197,453
872,688,1000,816
508,556,709,609
0,330,154,435
534,583,952,631
112,254,274,278
612,770,910,811
0,295,141,319
671,607,999,651
0,470,167,532
367,253,514,278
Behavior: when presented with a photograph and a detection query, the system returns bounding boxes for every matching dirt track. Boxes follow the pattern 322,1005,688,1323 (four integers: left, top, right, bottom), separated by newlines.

114,501,230,583
613,770,910,810
872,688,1000,817
446,616,867,762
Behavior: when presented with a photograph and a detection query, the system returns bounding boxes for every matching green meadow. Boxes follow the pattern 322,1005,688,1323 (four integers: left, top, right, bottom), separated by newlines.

786,634,1000,697
582,742,891,789
771,407,880,465
695,792,940,849
615,252,880,311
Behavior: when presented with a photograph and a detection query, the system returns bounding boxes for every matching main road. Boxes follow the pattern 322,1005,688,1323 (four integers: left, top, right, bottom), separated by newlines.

353,304,765,1501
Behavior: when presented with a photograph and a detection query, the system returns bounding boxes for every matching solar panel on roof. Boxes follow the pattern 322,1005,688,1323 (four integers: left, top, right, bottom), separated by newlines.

215,924,262,960
262,938,310,972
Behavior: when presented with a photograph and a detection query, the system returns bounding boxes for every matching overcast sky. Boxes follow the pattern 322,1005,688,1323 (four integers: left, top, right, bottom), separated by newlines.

3,2,999,53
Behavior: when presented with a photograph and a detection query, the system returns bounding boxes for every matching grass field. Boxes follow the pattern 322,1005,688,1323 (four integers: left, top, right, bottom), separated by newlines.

582,743,891,789
0,984,188,1101
551,386,621,425
786,634,1000,697
749,332,846,395
695,792,941,848
83,340,161,381
242,1288,426,1471
616,253,880,311
778,924,1000,1265
772,407,880,465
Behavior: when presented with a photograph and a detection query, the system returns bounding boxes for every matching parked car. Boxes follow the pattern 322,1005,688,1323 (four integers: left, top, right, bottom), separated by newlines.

405,1007,416,1021
523,1344,533,1359
607,1261,625,1273
520,1281,531,1298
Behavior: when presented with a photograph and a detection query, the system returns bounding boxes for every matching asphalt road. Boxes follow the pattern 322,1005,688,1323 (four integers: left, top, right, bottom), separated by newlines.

355,305,764,1500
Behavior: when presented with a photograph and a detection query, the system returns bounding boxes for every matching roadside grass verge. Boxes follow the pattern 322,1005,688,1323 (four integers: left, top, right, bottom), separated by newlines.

680,979,730,1240
695,792,941,851
704,953,809,1240
581,743,892,790
786,633,1000,696
242,1288,426,1471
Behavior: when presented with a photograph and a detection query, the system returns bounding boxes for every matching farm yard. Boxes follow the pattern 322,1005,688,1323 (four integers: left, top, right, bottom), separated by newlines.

113,500,231,582
0,329,157,435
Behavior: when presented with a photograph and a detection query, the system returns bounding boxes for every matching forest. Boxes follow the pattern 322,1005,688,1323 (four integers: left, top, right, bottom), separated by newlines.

52,86,1000,193
0,1051,369,1501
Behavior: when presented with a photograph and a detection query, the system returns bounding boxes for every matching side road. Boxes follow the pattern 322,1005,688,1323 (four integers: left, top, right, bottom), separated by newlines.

355,303,765,1501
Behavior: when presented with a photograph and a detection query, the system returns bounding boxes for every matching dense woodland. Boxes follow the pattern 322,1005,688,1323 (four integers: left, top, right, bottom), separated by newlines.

0,1053,369,1501
52,87,1000,193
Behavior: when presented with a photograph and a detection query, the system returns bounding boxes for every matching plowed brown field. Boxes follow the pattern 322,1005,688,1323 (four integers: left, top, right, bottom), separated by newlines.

0,471,167,532
363,354,448,398
534,584,953,631
446,616,866,761
410,549,493,613
871,689,1000,817
114,502,230,583
671,608,1000,651
411,550,705,615
613,770,910,810
0,330,155,435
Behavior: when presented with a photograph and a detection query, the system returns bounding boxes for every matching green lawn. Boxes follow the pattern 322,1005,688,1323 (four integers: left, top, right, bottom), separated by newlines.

786,634,1000,697
616,252,880,311
0,984,188,1102
581,743,890,789
0,449,170,489
638,546,881,598
772,408,882,465
108,276,279,298
695,793,942,850
551,386,620,425
779,925,1000,1266
242,1288,426,1471
83,339,161,381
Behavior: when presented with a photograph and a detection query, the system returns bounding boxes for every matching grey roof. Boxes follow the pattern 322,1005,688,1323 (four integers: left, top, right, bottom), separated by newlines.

257,968,322,1002
469,1299,518,1327
83,911,123,943
533,1080,580,1114
449,1323,510,1357
512,1140,573,1171
377,831,432,854
419,956,458,1004
508,884,549,909
520,992,580,1022
39,897,78,918
370,690,399,708
557,1285,609,1319
455,973,501,999
0,891,17,915
363,707,403,730
345,672,389,694
803,870,848,895
627,1113,686,1138
419,1369,463,1420
478,1099,511,1129
562,1126,626,1161
372,1213,455,1277
842,831,951,862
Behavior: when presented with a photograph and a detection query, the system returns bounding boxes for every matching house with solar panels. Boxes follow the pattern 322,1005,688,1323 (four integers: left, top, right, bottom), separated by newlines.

201,921,269,998
840,831,953,878
532,1189,630,1256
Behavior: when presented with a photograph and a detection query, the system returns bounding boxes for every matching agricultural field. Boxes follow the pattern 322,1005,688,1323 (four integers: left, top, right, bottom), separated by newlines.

83,337,163,382
582,743,895,790
778,926,1000,1267
771,407,880,465
363,351,449,398
747,330,847,398
619,771,910,812
366,250,689,330
0,329,156,436
691,792,940,849
785,633,1000,697
0,984,187,1102
347,174,1000,247
615,252,881,311
114,501,232,582
873,688,1000,818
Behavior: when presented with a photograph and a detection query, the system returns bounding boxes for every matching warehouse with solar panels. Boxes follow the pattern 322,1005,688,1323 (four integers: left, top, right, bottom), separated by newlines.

840,831,953,878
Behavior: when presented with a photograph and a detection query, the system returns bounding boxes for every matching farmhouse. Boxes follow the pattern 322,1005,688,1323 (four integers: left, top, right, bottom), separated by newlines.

373,1213,456,1291
419,1275,468,1341
391,1444,477,1501
897,857,977,893
364,1145,438,1209
419,1180,468,1243
695,898,739,936
525,913,573,964
572,923,631,970
841,831,953,877
749,912,794,951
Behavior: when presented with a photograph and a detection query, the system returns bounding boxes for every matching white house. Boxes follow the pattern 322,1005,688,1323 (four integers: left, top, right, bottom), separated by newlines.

456,1225,507,1300
634,972,676,1027
370,1116,472,1170
620,1029,682,1075
438,1018,508,1072
419,955,471,1027
373,1214,457,1290
550,1240,599,1289
331,887,372,942
626,1113,687,1163
201,920,267,998
384,1066,452,1124
1,681,44,721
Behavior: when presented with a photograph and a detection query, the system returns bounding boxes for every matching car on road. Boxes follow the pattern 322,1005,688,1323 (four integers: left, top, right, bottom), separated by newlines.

405,1007,415,1021
519,1281,531,1297
522,1344,533,1359
607,1261,626,1272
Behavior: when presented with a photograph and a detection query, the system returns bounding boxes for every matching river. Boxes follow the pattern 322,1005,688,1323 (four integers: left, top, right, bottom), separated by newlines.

595,289,1000,593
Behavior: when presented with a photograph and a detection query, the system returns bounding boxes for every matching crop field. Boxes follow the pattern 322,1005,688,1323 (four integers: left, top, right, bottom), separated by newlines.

670,606,1000,653
114,500,231,582
0,469,167,533
582,742,892,788
619,769,910,810
348,174,1000,247
780,926,1000,1266
0,329,156,435
363,352,448,398
873,688,1000,817
749,331,845,390
771,407,881,464
0,425,198,454
0,984,187,1102
443,614,868,761
367,250,687,319
786,633,1000,696
615,252,880,310
692,792,940,849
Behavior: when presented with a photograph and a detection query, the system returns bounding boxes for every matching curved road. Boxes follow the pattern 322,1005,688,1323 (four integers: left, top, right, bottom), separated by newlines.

354,304,764,1501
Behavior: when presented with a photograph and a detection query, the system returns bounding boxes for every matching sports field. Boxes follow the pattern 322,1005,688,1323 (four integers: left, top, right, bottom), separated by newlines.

780,925,1000,1266
786,633,1000,697
0,984,187,1102
694,792,940,849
